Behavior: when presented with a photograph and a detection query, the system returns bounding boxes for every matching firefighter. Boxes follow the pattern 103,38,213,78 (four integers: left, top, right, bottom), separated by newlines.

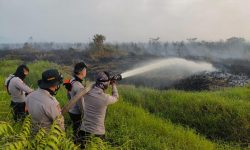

5,64,33,122
78,71,119,147
64,62,87,143
26,69,64,132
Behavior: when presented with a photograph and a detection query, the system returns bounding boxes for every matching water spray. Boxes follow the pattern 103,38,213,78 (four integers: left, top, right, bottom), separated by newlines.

121,58,216,79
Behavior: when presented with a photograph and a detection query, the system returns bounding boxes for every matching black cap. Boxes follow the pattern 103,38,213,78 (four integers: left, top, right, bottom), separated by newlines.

38,69,63,89
74,62,87,74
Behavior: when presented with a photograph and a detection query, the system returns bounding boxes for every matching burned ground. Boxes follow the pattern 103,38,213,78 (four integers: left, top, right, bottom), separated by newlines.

0,48,249,90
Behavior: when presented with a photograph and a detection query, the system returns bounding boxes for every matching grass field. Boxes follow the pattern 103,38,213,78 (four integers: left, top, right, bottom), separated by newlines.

0,60,249,149
119,85,250,144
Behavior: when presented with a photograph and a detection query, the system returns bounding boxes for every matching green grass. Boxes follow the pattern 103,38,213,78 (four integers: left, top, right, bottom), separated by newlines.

0,91,12,122
212,86,250,102
119,85,250,145
0,59,249,149
106,100,216,150
0,60,23,77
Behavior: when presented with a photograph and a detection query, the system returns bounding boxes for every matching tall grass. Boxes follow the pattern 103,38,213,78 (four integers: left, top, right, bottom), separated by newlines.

119,85,250,144
0,60,249,149
106,100,216,150
212,86,250,102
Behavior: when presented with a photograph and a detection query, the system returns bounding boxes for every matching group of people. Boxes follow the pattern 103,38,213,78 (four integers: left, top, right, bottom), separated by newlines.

4,62,119,147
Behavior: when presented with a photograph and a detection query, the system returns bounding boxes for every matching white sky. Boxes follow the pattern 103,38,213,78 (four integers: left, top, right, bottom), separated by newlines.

1,0,250,43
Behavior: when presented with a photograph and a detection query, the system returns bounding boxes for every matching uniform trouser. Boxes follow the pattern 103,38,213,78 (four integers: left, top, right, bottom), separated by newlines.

10,101,27,122
68,112,82,143
77,130,105,149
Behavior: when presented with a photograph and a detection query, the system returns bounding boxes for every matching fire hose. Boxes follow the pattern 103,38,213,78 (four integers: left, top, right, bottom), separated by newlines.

61,74,122,115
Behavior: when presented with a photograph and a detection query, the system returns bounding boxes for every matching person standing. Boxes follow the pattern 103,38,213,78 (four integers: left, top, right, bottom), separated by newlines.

78,71,119,147
5,64,33,122
64,62,87,143
26,69,64,132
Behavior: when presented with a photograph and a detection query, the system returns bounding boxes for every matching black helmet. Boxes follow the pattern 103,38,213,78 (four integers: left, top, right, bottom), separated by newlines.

38,69,63,89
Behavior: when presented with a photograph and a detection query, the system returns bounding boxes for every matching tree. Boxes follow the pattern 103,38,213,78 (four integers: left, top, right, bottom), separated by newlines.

93,34,106,51
23,42,32,50
187,38,197,43
226,37,245,44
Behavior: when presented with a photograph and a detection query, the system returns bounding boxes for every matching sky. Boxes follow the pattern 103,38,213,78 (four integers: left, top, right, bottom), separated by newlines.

0,0,250,43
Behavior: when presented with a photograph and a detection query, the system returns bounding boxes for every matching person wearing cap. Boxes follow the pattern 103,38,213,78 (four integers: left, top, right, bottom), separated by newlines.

66,62,87,143
5,64,33,122
78,71,119,146
26,69,64,132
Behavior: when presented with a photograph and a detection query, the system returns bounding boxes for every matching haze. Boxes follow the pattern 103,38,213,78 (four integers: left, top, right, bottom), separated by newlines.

1,0,250,43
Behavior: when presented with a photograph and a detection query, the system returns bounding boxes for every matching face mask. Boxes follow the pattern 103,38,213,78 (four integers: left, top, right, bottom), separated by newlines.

74,75,83,83
103,84,109,90
44,84,60,96
53,84,61,95
43,88,55,96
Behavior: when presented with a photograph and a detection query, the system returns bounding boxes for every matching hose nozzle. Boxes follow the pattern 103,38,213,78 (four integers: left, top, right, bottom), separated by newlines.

111,74,122,81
